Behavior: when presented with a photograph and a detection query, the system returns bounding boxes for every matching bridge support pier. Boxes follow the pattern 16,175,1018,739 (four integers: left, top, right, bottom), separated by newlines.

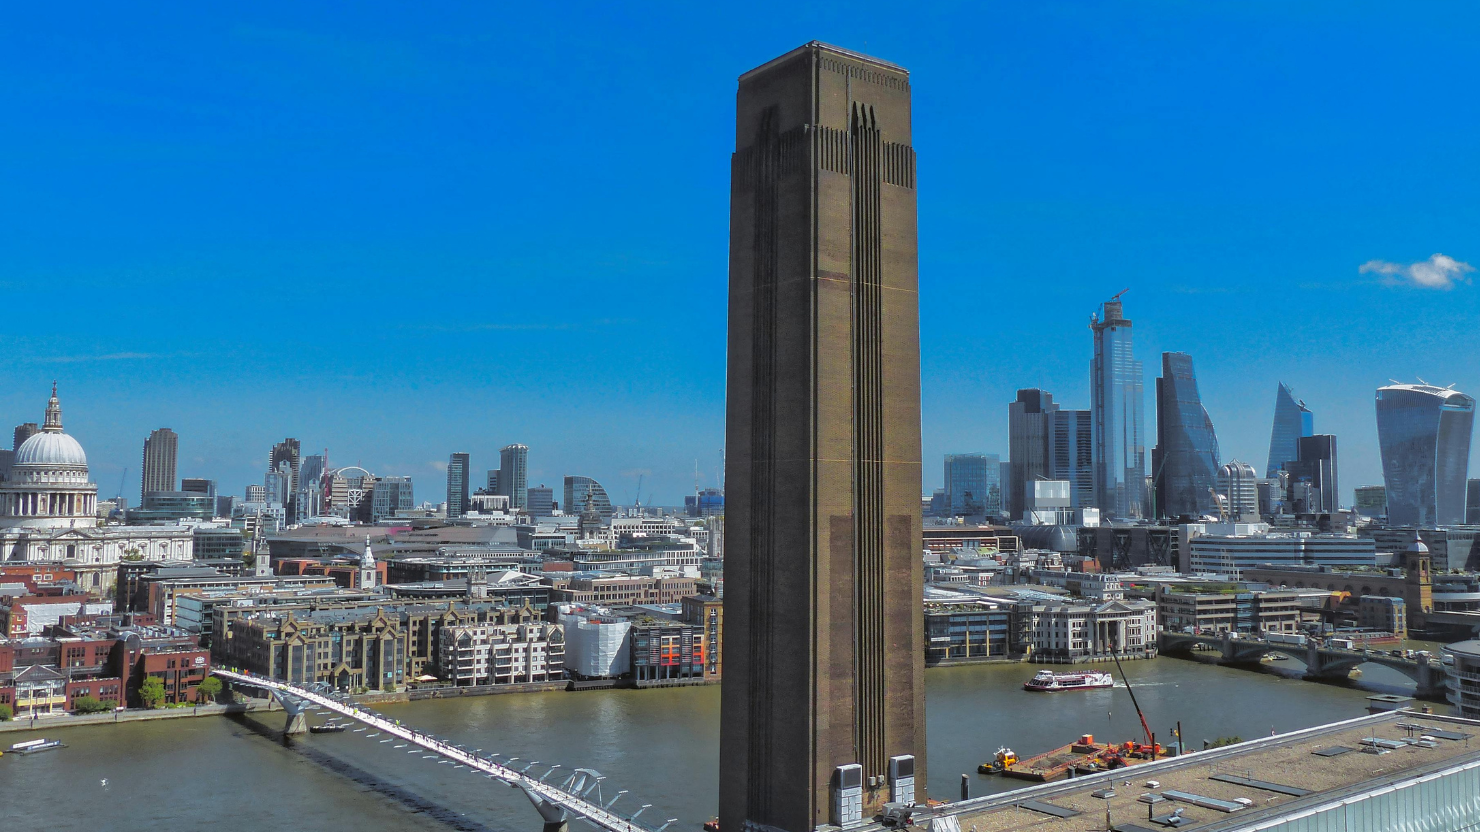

1415,655,1448,700
275,693,310,736
518,782,570,832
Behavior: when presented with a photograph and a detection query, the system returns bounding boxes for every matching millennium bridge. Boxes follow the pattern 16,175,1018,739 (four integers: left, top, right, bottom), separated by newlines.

213,669,675,832
1157,631,1450,699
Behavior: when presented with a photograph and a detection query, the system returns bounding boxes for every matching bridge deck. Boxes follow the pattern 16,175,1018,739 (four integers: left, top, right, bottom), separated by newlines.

213,669,661,832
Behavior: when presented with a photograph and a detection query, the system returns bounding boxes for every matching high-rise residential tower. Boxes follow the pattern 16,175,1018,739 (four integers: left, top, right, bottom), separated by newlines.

13,423,38,450
498,444,528,510
141,428,178,500
1152,352,1220,519
1376,383,1475,526
721,42,925,832
1467,479,1480,525
1266,382,1314,478
446,452,470,518
1009,389,1058,519
1090,296,1145,519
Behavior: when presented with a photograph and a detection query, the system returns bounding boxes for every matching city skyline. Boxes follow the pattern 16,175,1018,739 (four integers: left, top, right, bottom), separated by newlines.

2,4,1477,505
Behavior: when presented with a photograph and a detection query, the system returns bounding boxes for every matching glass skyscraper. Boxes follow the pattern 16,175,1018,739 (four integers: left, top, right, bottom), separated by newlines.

1090,298,1145,519
1050,409,1094,511
944,453,1000,516
498,443,529,510
1266,382,1314,477
1376,383,1475,526
1152,352,1221,518
446,452,470,518
563,475,613,520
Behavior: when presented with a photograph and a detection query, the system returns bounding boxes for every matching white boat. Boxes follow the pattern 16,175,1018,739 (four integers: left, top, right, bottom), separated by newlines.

1024,670,1115,692
8,738,66,754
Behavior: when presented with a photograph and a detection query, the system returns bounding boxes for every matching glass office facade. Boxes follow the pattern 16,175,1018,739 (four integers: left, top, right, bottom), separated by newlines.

446,452,470,518
944,453,1001,516
1266,382,1314,477
1376,383,1475,526
1091,300,1145,519
1050,409,1094,511
1152,352,1221,518
564,475,614,520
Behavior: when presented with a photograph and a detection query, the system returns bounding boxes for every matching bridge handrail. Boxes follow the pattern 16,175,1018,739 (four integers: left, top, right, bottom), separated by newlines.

213,668,658,832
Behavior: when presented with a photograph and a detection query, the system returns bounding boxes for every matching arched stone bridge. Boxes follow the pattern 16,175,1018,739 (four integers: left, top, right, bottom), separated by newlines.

1158,631,1449,699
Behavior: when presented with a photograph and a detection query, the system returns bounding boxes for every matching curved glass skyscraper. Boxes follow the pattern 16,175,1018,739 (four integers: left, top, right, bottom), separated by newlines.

1266,382,1314,478
1090,298,1145,519
1152,352,1221,518
563,475,613,519
1376,383,1475,526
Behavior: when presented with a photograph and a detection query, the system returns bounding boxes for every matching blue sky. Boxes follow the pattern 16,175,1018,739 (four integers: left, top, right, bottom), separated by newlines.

2,2,1477,507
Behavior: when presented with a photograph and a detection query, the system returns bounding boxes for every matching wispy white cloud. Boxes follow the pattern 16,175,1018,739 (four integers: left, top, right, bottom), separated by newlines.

1360,253,1474,290
428,460,448,473
29,352,164,364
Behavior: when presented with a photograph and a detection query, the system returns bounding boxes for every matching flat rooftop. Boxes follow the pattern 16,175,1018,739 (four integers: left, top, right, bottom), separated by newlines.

932,710,1480,832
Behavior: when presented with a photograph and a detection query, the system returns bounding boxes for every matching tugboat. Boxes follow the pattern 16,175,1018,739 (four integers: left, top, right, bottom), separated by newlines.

977,746,1018,774
1023,669,1114,692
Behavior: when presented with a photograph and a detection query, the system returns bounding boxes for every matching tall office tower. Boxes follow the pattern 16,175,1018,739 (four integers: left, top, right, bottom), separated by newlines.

1216,461,1260,521
498,444,529,510
944,453,998,516
296,454,325,520
1152,352,1220,519
141,428,179,500
13,423,38,450
1048,409,1094,511
1009,389,1058,519
526,485,555,517
245,484,266,503
1467,479,1480,525
1377,383,1475,526
268,438,301,522
721,42,925,832
446,452,470,518
486,470,500,493
1286,434,1338,513
1090,297,1145,520
1354,485,1387,518
1265,382,1314,478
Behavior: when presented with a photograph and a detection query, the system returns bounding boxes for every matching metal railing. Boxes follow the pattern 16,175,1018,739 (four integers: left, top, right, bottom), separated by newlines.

212,669,675,832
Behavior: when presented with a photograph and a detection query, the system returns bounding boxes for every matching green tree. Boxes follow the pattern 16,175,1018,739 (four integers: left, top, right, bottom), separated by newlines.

196,676,223,704
139,676,167,709
1207,736,1243,749
72,695,112,714
0,703,12,721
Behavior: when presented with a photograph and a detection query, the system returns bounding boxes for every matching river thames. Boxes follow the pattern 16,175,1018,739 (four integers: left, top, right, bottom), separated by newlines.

2,657,1444,831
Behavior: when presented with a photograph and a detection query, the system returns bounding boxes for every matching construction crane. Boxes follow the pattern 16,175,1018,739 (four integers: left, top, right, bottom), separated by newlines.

1108,287,1130,302
117,467,128,501
1111,651,1158,758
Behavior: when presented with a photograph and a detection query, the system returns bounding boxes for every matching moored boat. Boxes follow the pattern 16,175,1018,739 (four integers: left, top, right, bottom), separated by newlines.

310,724,349,734
1024,669,1114,691
8,738,66,754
